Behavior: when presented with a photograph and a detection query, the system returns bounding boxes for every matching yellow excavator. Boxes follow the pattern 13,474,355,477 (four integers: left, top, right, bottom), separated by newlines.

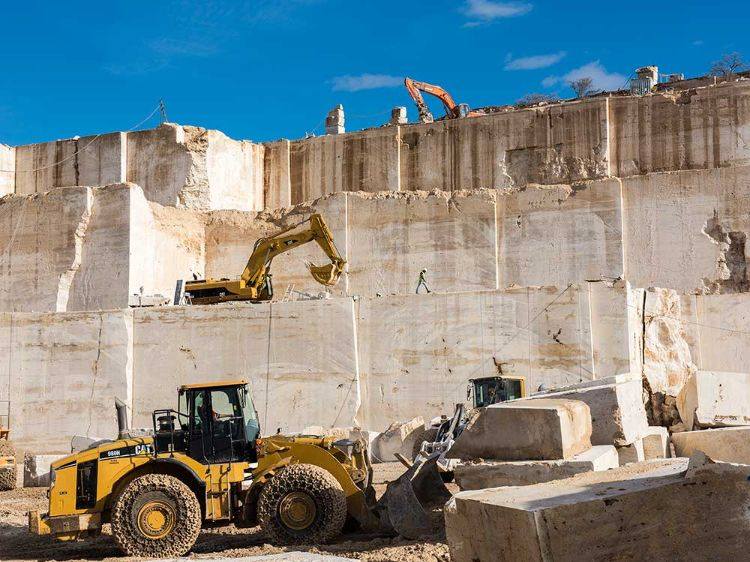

0,427,14,492
29,381,449,558
183,214,345,305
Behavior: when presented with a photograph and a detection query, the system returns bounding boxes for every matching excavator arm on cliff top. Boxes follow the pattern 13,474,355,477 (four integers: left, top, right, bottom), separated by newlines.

184,213,346,305
404,77,484,124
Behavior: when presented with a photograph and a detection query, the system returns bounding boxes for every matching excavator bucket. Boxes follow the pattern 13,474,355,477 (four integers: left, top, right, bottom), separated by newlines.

374,454,452,539
307,262,343,286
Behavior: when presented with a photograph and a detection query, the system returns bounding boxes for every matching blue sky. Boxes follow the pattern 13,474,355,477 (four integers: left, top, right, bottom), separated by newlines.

0,1,747,146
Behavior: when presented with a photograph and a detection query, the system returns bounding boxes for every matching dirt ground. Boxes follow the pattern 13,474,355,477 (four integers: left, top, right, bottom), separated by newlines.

0,463,453,562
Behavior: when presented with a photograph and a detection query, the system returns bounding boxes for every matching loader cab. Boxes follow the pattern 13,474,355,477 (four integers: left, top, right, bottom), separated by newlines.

468,376,526,408
154,381,260,464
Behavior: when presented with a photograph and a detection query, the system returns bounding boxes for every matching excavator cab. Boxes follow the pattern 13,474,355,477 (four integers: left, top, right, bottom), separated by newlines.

153,382,260,464
468,375,526,408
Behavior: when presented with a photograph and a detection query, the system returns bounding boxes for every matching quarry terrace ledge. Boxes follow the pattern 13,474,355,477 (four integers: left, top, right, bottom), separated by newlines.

0,79,748,213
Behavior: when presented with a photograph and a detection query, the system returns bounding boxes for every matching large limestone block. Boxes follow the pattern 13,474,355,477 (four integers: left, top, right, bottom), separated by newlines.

678,371,750,429
371,417,425,463
447,399,592,461
616,438,644,465
642,426,670,460
446,456,750,562
531,375,648,446
24,454,67,487
672,427,750,464
455,445,618,490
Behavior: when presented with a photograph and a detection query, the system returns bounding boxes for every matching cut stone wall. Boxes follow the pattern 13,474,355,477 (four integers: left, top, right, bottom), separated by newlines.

3,282,637,453
14,132,126,196
0,144,14,196
610,82,750,176
290,127,400,204
0,310,133,453
400,98,609,191
0,184,205,312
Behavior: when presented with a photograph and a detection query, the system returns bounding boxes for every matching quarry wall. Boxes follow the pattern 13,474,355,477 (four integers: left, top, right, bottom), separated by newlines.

3,283,637,452
3,79,750,453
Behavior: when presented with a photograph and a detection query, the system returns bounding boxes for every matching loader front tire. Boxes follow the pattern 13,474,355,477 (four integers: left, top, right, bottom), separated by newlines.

111,473,201,558
258,463,346,545
0,466,15,491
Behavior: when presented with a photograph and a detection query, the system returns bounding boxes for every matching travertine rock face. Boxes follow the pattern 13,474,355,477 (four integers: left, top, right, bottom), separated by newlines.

642,288,697,414
447,399,592,461
446,456,750,562
454,445,618,490
677,371,750,429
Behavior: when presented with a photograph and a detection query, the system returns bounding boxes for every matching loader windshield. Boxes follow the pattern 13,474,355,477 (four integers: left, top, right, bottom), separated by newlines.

240,385,260,442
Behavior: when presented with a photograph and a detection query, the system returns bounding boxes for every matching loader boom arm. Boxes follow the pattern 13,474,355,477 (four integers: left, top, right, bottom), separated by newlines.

241,213,345,289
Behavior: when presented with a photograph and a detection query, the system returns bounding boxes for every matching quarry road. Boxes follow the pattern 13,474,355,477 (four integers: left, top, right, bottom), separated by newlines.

0,465,453,562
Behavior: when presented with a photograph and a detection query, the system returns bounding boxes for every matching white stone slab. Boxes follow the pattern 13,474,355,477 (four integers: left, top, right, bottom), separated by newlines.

455,445,618,490
671,426,750,464
678,371,750,429
445,456,750,562
447,399,592,461
641,426,670,460
531,377,648,446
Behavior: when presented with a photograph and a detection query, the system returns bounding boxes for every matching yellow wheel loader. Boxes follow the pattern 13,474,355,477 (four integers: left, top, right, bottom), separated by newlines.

0,456,14,491
29,381,449,558
183,213,345,305
0,427,14,492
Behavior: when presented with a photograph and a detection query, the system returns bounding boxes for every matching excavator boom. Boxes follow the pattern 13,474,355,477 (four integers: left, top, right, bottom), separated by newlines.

184,214,346,305
404,77,484,123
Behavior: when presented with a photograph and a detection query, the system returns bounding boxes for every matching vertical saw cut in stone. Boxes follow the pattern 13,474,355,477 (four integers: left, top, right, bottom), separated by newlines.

446,399,592,461
671,426,750,464
454,445,618,490
531,375,648,446
677,371,750,429
446,456,750,562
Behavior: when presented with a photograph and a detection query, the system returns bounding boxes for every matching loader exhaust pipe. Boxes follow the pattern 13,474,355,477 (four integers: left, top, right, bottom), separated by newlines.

115,398,129,439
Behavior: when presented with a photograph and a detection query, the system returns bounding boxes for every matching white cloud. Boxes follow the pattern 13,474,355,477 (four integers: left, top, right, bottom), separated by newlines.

331,74,403,92
543,61,627,92
504,51,566,70
462,0,532,24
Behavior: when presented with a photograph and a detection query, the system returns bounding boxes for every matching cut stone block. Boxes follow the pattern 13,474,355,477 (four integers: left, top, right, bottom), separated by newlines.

23,454,66,487
531,375,648,446
372,417,425,463
641,426,670,460
455,445,618,490
616,438,644,465
447,399,592,461
446,456,750,562
672,426,750,464
677,371,750,429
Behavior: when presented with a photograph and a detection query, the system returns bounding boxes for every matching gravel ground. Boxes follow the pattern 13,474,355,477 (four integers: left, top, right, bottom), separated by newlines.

0,463,453,562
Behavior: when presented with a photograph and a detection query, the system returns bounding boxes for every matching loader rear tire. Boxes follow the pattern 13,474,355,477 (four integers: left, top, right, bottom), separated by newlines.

111,473,201,558
0,467,15,491
258,463,346,545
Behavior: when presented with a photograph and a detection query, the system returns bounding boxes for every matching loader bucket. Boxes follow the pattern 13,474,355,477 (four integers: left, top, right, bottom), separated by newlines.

374,455,452,539
308,262,343,286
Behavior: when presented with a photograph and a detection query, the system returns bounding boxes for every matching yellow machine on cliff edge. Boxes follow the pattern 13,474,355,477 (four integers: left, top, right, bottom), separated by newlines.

29,381,448,558
184,213,346,305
